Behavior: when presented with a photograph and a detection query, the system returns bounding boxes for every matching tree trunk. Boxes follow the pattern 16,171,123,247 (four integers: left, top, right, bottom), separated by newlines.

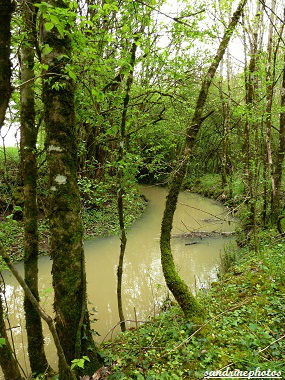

218,59,228,190
117,40,138,332
160,0,247,320
0,2,22,378
264,0,277,218
41,1,101,378
20,1,51,375
242,7,260,237
273,9,285,217
0,0,13,128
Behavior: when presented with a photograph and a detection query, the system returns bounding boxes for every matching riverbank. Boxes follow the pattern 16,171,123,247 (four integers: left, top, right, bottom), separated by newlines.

184,173,243,207
100,229,285,380
95,177,285,379
0,190,147,262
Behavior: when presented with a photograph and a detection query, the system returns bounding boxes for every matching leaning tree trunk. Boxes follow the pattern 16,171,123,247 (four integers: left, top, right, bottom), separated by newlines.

20,1,51,375
41,1,101,378
160,0,247,320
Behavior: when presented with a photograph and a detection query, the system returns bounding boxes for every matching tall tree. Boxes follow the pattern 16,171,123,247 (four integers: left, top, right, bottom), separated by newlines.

160,0,247,319
40,0,101,378
0,0,13,128
117,39,138,333
264,0,277,219
20,0,51,375
0,1,23,378
275,33,285,217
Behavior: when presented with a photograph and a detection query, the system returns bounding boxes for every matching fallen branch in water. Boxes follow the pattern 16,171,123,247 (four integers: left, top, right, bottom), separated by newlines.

173,231,235,239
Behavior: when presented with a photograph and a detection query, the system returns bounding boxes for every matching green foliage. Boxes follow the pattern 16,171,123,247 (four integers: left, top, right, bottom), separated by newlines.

0,337,6,348
102,229,285,379
71,355,90,370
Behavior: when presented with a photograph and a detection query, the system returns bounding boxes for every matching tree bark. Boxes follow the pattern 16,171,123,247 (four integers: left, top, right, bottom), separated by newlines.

117,40,138,333
20,1,51,375
264,0,277,218
274,9,285,217
160,0,247,319
0,0,13,128
0,2,23,378
41,1,102,377
218,59,228,190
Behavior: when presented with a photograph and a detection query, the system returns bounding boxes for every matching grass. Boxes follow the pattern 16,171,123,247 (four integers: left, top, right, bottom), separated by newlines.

184,173,244,207
100,229,285,379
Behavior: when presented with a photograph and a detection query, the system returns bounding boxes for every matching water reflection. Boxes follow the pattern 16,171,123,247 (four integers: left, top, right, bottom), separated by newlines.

1,186,235,378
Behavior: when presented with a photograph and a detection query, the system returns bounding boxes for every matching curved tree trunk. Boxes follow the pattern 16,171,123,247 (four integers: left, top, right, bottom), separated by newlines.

41,1,102,378
160,0,247,320
20,1,51,375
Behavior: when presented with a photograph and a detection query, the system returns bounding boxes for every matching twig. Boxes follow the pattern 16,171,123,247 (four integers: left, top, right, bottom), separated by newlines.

0,244,76,380
0,274,27,377
161,297,251,357
99,318,148,345
258,334,285,354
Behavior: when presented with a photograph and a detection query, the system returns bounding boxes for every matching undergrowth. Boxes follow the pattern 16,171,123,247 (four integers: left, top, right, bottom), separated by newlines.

101,229,285,379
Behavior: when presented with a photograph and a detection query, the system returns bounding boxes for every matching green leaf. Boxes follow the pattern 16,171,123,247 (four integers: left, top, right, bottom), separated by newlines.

44,22,54,31
0,337,6,347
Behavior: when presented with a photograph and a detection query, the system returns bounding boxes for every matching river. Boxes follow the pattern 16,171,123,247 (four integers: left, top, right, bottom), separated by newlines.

1,185,235,378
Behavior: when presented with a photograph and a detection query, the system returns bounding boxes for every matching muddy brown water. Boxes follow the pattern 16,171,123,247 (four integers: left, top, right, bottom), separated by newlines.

1,186,235,378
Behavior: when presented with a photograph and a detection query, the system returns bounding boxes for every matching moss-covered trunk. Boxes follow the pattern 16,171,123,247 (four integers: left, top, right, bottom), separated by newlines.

0,0,13,128
0,2,23,378
275,50,285,215
160,0,246,320
41,1,101,378
20,1,50,375
0,285,23,380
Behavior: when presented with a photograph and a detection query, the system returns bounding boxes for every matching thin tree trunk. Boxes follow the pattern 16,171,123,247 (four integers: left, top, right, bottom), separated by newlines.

226,48,232,198
263,134,268,225
264,0,277,218
274,9,285,216
20,1,50,375
117,40,138,332
41,1,101,377
242,6,260,237
218,59,227,190
160,0,247,320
